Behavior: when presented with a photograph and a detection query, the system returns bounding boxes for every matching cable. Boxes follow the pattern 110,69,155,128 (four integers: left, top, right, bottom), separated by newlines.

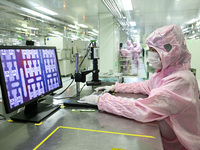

80,83,86,93
78,42,92,70
53,79,74,97
53,83,86,100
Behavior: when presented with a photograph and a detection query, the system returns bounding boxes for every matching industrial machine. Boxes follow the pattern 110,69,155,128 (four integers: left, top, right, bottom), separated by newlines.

72,40,101,95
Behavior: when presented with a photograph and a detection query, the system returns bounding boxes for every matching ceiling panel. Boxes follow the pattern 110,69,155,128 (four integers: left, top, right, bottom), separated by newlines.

0,0,200,44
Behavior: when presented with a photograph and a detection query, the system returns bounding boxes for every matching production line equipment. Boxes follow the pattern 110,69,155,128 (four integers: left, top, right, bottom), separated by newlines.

71,41,102,96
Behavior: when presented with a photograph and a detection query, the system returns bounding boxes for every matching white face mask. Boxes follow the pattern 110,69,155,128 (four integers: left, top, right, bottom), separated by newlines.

148,51,162,69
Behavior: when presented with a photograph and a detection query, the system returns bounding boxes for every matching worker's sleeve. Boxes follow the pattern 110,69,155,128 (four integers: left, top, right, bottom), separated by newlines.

114,80,150,95
98,77,193,123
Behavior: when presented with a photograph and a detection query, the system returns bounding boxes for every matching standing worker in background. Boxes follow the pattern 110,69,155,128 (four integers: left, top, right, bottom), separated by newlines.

126,40,133,70
79,24,200,150
126,40,133,50
132,42,141,68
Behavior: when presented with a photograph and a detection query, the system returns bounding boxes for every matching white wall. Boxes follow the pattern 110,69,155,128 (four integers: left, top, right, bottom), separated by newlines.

186,39,200,79
99,13,119,73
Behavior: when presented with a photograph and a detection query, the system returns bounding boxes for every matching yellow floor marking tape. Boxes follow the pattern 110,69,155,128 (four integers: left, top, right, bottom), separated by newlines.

33,126,60,150
35,122,43,126
112,148,126,150
59,126,155,138
33,126,155,150
60,105,65,108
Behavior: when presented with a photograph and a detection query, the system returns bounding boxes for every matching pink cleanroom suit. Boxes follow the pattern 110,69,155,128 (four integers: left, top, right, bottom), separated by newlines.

125,41,133,69
132,42,141,60
132,42,141,67
126,40,133,50
98,24,200,150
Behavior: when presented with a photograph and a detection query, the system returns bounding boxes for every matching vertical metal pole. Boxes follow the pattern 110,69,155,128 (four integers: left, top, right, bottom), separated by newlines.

75,53,80,96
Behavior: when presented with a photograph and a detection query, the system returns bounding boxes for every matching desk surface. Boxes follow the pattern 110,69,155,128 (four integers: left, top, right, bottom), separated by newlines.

0,84,163,150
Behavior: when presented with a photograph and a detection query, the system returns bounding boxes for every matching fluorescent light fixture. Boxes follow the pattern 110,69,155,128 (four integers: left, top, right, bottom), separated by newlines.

29,33,35,36
16,31,26,34
35,6,58,15
48,33,60,37
18,13,45,23
52,31,63,36
20,7,54,21
88,32,98,36
122,0,133,10
68,24,79,29
77,24,88,28
92,29,99,33
71,34,79,38
182,28,189,32
67,28,77,32
183,31,190,34
129,21,136,26
16,27,27,32
186,18,199,24
26,26,39,30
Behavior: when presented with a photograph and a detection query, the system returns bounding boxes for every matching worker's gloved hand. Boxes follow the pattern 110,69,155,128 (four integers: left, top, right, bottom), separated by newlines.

78,95,99,105
95,85,115,93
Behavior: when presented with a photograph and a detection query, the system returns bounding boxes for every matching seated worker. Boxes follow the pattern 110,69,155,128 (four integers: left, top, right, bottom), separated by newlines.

78,24,200,150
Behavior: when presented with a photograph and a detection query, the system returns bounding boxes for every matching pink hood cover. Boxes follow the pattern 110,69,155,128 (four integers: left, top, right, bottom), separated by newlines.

146,24,191,72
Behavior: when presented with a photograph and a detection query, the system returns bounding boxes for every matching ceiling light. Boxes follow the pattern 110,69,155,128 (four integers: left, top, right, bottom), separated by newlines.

92,29,99,33
20,7,53,21
48,33,60,37
29,33,35,36
129,21,136,26
186,18,199,24
52,31,63,36
88,32,98,36
77,24,88,28
68,24,79,29
24,26,39,30
183,31,190,34
35,6,58,15
122,0,133,10
16,27,27,32
182,28,189,32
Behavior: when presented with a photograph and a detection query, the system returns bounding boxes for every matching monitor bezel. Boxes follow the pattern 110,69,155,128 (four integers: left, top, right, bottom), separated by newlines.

0,46,63,113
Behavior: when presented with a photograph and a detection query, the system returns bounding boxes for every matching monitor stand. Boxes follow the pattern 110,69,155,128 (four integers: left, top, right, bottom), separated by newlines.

10,99,60,123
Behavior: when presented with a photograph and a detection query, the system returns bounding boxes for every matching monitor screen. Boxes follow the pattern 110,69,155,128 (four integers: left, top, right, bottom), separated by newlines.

0,46,62,121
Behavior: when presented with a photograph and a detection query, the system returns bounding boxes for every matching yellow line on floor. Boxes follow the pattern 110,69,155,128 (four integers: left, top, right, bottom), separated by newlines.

33,126,155,150
59,126,155,138
33,126,60,150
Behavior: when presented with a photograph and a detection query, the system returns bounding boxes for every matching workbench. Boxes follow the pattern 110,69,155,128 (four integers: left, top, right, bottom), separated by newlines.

0,82,163,150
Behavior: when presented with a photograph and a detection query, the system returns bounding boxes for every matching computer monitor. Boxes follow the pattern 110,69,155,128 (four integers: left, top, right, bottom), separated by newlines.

0,46,62,122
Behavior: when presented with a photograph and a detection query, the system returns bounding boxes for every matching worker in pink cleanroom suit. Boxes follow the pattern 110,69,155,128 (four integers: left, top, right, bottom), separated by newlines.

126,40,133,70
119,48,132,71
132,42,141,67
126,40,133,50
79,24,200,150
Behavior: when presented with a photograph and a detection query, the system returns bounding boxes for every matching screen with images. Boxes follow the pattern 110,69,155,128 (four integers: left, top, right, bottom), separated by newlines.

0,46,62,114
